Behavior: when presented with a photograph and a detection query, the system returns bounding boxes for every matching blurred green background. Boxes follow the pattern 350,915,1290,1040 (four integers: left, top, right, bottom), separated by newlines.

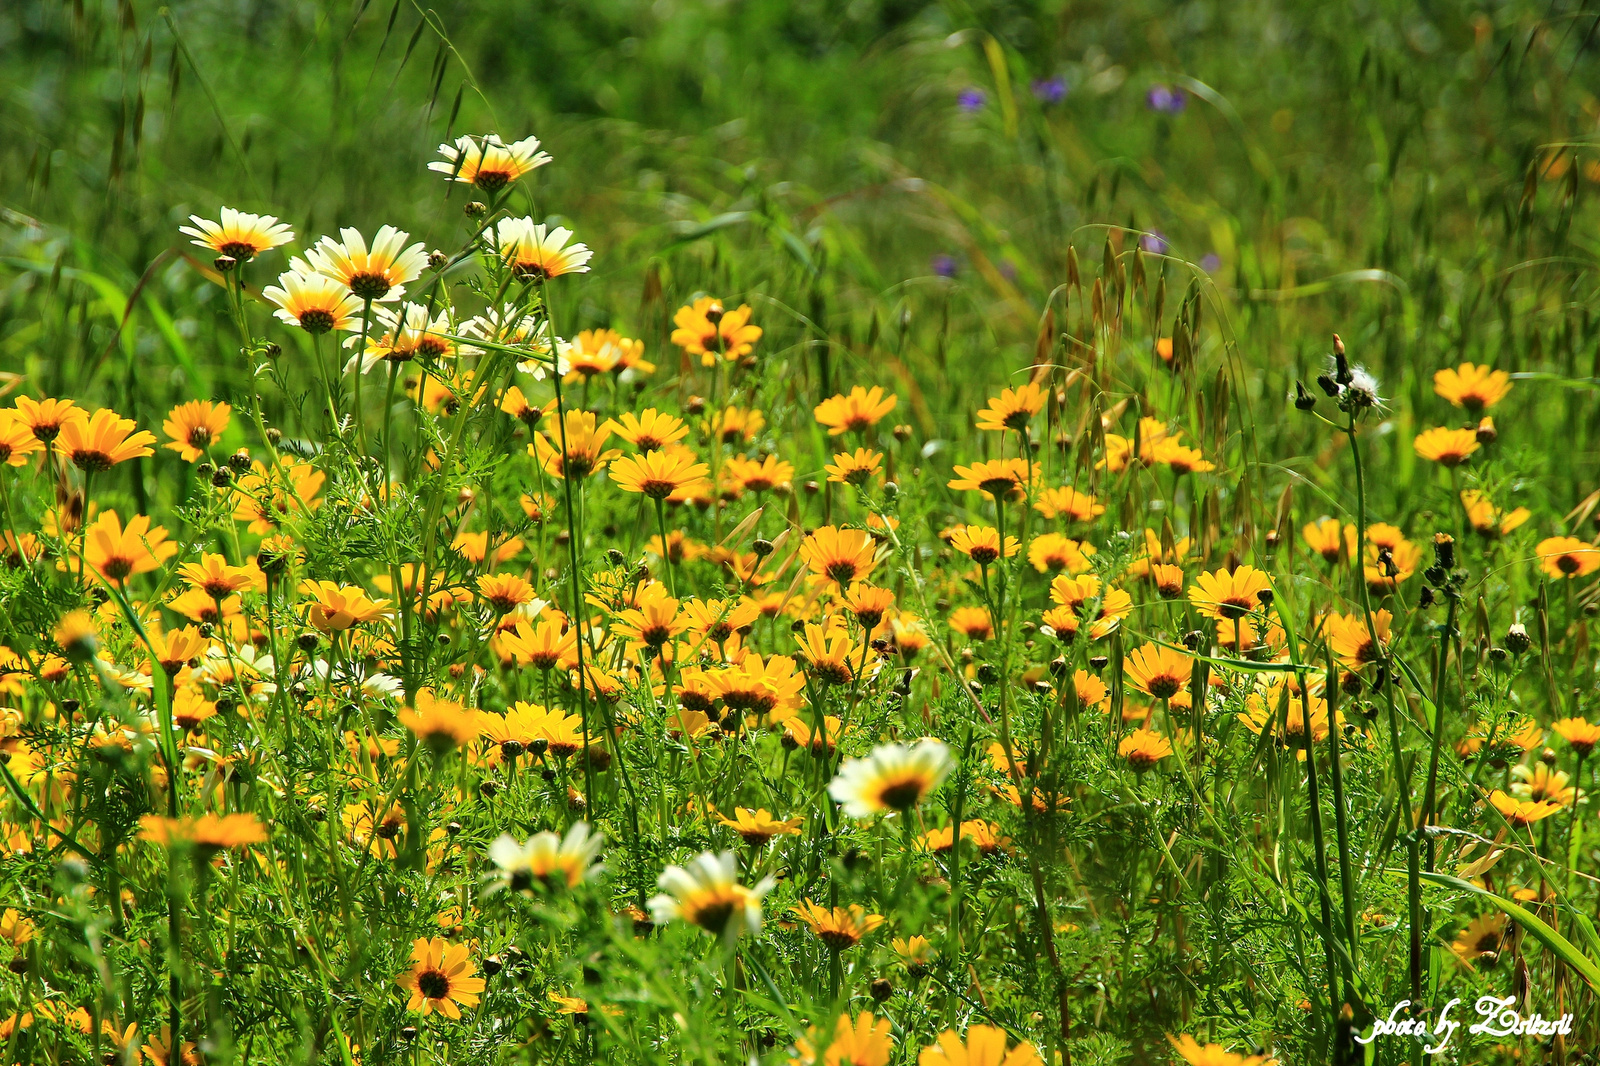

2,0,1598,483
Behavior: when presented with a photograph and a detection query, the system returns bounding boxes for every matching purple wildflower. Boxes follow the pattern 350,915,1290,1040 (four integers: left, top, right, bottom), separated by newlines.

957,88,987,112
932,254,959,278
1139,232,1169,255
1031,78,1067,105
1146,84,1187,114
1199,253,1221,273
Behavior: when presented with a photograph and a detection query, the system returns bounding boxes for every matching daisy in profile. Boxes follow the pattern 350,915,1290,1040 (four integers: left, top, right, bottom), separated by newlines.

716,808,803,847
605,409,689,453
461,305,557,375
344,302,455,372
488,822,603,891
1412,427,1480,467
648,850,776,938
829,739,954,817
180,207,293,262
974,382,1046,433
494,218,592,278
395,937,485,1018
306,225,428,302
429,133,551,191
57,409,156,473
813,386,898,436
263,263,365,334
1119,728,1174,772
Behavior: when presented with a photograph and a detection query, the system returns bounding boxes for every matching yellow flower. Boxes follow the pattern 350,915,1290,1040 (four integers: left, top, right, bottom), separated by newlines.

0,412,43,467
57,409,156,473
1301,517,1350,563
399,691,480,750
893,935,935,974
947,457,1030,501
605,408,689,453
1124,644,1192,700
83,511,178,582
1027,532,1094,574
722,453,794,494
179,207,294,260
500,616,577,670
1166,1033,1278,1066
797,622,859,684
179,553,259,598
948,606,993,641
1433,362,1511,413
1325,610,1391,669
1412,427,1480,466
1459,491,1530,538
611,446,709,499
1451,913,1509,964
12,396,86,444
138,813,267,850
1535,536,1600,579
614,583,687,648
1510,762,1575,807
1151,437,1215,474
814,386,899,436
1488,788,1562,827
299,580,392,632
1552,717,1600,757
974,383,1046,433
1187,565,1272,621
825,448,884,486
1119,728,1174,772
717,808,803,847
307,225,428,301
396,937,485,1019
670,297,762,364
429,133,550,190
917,1025,1043,1066
495,218,592,278
263,265,365,334
1032,486,1104,522
801,526,879,589
792,1012,895,1066
841,583,895,629
161,401,232,462
532,410,622,479
709,405,766,443
791,901,886,950
948,525,1019,565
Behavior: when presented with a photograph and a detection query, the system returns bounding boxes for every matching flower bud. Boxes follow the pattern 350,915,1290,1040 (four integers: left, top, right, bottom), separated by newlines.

1476,417,1497,445
1506,623,1531,655
214,255,238,273
428,249,449,271
464,201,487,217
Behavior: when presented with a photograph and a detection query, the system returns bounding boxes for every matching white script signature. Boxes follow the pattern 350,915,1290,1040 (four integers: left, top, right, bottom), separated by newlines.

1354,997,1573,1054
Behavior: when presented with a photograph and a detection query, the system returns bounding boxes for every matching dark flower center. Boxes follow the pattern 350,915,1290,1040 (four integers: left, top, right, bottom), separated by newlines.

877,778,926,810
417,969,450,1000
299,309,335,335
348,273,392,301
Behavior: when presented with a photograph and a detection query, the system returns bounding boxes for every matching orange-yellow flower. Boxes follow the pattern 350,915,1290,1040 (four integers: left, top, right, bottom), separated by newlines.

1187,565,1272,621
974,383,1046,433
1434,362,1511,413
791,900,885,950
83,512,178,582
532,410,621,479
299,581,391,632
1412,427,1480,467
396,937,485,1018
400,691,480,750
0,413,44,467
948,525,1018,565
1459,491,1530,538
610,446,709,499
814,386,898,436
57,409,155,473
162,401,232,462
801,526,878,589
947,458,1030,501
826,448,884,486
605,408,689,453
917,1024,1043,1066
670,297,762,365
1536,536,1600,579
1125,644,1192,700
139,812,267,850
1119,729,1174,772
180,208,293,261
1032,486,1104,522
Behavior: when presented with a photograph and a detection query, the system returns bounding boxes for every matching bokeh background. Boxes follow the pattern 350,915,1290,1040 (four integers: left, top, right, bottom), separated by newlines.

2,0,1598,480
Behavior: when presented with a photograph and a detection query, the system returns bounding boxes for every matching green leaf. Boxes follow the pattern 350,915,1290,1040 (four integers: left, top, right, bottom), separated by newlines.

1416,871,1600,993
